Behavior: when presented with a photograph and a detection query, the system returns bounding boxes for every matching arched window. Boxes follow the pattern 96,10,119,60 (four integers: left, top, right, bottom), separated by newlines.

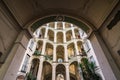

21,54,30,73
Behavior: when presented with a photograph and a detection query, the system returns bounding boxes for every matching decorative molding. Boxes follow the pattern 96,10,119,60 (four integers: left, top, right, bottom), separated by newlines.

31,15,90,33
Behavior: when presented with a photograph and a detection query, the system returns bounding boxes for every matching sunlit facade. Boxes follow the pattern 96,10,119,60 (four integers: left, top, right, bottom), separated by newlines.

14,22,104,80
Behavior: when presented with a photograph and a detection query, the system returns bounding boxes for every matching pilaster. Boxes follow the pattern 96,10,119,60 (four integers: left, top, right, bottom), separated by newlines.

44,26,48,38
41,41,46,55
65,63,70,80
64,45,68,62
71,27,75,39
52,63,56,80
37,56,44,80
53,45,57,62
63,31,66,43
74,41,79,56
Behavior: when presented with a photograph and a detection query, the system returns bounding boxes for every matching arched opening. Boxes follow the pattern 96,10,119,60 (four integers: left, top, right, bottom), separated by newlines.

49,22,55,28
57,22,63,29
27,20,104,80
77,41,83,55
56,64,66,80
41,61,52,80
28,58,40,80
74,28,80,39
69,61,80,80
33,41,43,56
13,15,107,80
67,43,75,59
45,43,53,60
65,22,71,28
48,29,54,41
56,45,64,62
66,30,72,41
57,32,63,43
40,28,46,38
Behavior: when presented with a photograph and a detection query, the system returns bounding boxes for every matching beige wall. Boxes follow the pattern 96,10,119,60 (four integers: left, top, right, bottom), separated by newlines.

99,21,120,80
100,21,120,69
0,5,20,79
0,5,19,63
90,33,117,80
3,31,30,80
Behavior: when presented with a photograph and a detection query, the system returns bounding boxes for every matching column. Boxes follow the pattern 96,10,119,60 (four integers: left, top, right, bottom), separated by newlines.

77,56,84,80
89,31,120,80
52,63,56,80
44,26,48,38
74,41,79,56
54,31,57,43
63,31,66,43
37,56,44,80
64,45,68,61
55,22,57,29
65,64,70,80
41,41,46,55
53,45,56,62
63,22,65,29
71,27,75,39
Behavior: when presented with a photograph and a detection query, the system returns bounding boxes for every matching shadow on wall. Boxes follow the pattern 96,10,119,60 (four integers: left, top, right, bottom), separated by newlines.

0,52,2,67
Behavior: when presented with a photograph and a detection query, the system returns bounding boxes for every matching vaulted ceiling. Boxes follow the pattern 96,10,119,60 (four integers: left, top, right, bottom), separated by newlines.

4,0,118,29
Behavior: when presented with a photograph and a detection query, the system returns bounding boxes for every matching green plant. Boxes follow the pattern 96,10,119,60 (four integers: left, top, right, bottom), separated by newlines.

33,50,41,56
44,55,53,60
80,58,100,80
27,72,36,80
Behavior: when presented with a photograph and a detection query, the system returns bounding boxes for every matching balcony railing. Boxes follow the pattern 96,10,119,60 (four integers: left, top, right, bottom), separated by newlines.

44,55,53,60
33,50,41,56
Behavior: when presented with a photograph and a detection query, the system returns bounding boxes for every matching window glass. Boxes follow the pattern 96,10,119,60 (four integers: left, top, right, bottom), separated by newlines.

29,40,34,50
21,54,30,72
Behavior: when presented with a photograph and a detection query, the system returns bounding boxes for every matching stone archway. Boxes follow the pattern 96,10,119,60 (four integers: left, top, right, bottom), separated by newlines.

27,15,93,37
3,14,119,80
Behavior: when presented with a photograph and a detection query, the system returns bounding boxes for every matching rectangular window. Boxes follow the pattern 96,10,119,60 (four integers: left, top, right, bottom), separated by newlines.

21,54,30,73
85,41,90,52
29,40,34,50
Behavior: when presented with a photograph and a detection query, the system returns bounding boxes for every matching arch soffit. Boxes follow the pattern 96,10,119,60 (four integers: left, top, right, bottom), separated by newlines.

43,61,52,66
70,61,78,66
46,42,53,47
